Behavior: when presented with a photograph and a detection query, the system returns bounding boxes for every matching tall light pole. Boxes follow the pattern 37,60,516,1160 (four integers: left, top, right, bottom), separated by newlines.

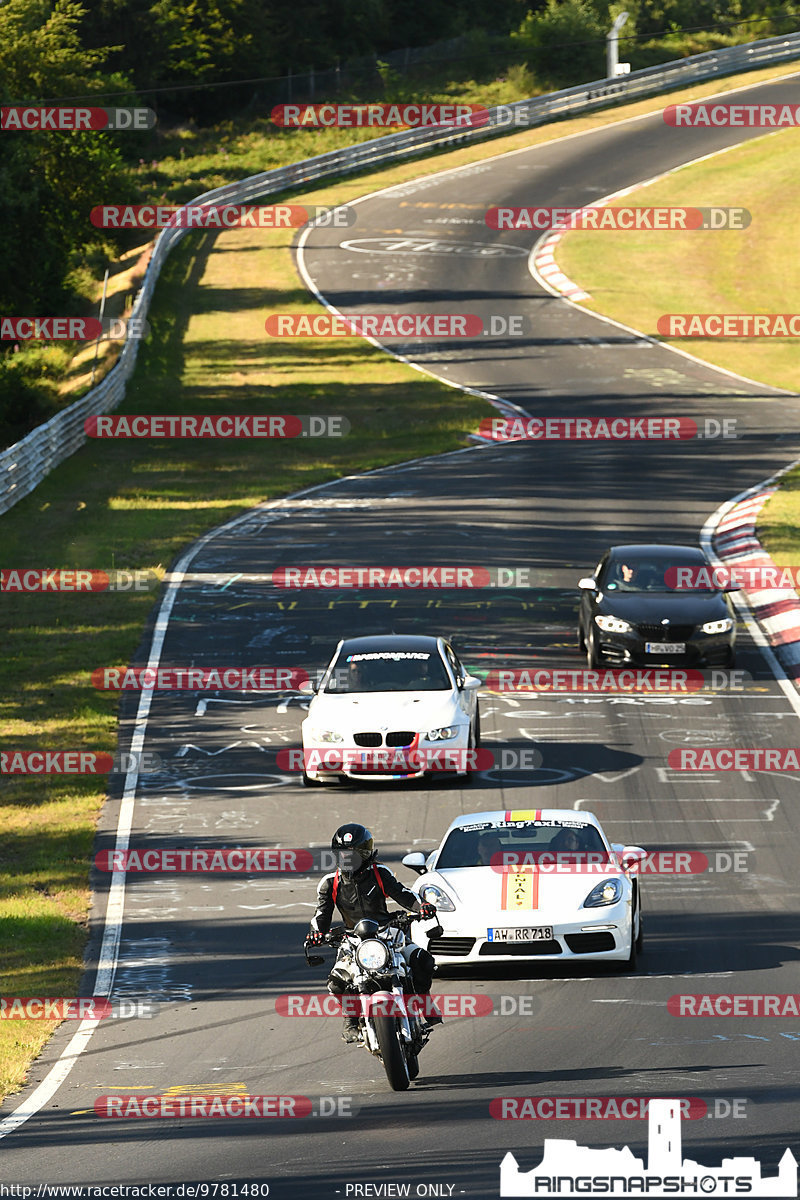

607,11,629,78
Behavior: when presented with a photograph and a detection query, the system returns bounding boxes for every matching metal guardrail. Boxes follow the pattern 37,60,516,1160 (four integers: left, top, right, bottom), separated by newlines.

2,30,799,515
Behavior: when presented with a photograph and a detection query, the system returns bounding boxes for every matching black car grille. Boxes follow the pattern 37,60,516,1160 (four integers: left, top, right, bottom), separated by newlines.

564,932,616,954
354,732,382,747
428,937,476,957
479,939,562,956
386,730,416,747
635,624,695,640
353,731,417,748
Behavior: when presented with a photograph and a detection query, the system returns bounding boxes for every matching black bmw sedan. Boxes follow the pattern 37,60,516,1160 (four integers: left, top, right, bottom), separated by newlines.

577,544,737,668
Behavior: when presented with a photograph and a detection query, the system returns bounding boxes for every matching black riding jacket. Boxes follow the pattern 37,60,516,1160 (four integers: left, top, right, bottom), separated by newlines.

310,863,421,934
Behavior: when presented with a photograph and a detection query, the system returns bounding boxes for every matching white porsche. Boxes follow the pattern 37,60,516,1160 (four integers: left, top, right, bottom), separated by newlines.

299,634,481,785
403,808,646,968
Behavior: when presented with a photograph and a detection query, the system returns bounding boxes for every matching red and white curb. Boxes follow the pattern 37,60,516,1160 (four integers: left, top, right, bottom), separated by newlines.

532,228,590,301
709,483,800,682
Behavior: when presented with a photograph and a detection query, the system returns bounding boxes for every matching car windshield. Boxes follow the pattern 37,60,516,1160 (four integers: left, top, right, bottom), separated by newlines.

600,556,717,593
322,648,451,693
436,822,610,869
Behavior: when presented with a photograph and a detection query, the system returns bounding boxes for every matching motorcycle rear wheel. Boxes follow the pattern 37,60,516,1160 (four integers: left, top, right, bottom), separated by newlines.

374,1015,411,1091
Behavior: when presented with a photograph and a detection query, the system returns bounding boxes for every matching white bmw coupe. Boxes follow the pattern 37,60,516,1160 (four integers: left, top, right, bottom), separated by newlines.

299,634,481,785
403,808,646,969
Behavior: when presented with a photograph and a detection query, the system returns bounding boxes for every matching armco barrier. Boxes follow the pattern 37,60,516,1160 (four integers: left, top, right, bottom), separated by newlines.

2,31,799,515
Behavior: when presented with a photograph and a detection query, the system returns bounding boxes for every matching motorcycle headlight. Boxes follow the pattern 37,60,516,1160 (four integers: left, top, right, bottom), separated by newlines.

355,939,391,970
583,878,623,908
310,729,343,743
595,614,632,634
420,884,455,912
426,726,459,741
701,618,733,634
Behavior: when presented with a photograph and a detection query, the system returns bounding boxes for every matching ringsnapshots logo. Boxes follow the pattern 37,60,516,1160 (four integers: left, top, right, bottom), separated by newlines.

486,206,750,231
84,415,349,438
479,416,736,441
498,1098,797,1197
1,106,156,131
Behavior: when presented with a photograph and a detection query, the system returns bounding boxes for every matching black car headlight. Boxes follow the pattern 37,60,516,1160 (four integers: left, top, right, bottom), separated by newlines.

583,878,623,907
595,614,632,634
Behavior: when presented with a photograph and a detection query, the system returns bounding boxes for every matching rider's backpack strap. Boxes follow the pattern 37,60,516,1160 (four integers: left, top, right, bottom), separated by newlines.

332,868,340,904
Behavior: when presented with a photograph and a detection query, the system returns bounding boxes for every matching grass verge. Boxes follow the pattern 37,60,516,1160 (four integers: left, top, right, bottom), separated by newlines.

556,125,800,393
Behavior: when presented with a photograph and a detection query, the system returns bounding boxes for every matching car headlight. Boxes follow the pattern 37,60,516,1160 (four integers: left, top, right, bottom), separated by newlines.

420,884,455,912
595,614,632,634
355,939,391,970
701,618,733,634
426,726,459,741
309,729,343,743
583,878,623,907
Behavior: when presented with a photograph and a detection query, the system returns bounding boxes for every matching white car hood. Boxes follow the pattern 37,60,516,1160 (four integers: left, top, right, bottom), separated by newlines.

424,865,624,918
307,691,460,730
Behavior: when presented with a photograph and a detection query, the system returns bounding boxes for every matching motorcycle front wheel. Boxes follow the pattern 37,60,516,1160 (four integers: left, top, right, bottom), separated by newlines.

374,1015,411,1091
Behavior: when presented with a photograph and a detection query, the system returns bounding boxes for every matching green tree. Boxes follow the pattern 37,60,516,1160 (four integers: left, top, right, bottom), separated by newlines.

513,0,606,84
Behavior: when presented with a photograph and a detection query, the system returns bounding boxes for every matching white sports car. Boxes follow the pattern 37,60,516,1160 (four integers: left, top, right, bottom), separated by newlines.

403,808,645,968
299,634,481,785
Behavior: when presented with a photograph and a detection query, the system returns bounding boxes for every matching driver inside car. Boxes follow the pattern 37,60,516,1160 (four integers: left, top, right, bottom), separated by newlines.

304,823,440,1042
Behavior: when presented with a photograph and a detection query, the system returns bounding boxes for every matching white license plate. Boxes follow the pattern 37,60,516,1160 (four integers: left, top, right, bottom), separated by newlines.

488,926,553,942
645,642,685,654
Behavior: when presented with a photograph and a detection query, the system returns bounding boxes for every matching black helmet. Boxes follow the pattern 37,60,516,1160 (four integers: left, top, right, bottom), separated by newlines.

331,823,376,879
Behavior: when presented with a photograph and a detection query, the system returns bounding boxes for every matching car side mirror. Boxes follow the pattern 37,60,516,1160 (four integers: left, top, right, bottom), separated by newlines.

578,577,597,590
298,679,317,695
462,675,482,690
402,852,428,875
619,845,648,871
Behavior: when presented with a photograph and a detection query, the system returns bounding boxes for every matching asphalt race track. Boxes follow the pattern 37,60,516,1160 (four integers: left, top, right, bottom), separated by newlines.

2,73,800,1199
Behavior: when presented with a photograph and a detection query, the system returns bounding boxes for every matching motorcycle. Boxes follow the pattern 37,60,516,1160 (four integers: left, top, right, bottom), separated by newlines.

305,910,443,1091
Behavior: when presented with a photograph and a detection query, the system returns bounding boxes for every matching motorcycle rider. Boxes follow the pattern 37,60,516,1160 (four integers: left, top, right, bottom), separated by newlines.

305,823,440,1042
